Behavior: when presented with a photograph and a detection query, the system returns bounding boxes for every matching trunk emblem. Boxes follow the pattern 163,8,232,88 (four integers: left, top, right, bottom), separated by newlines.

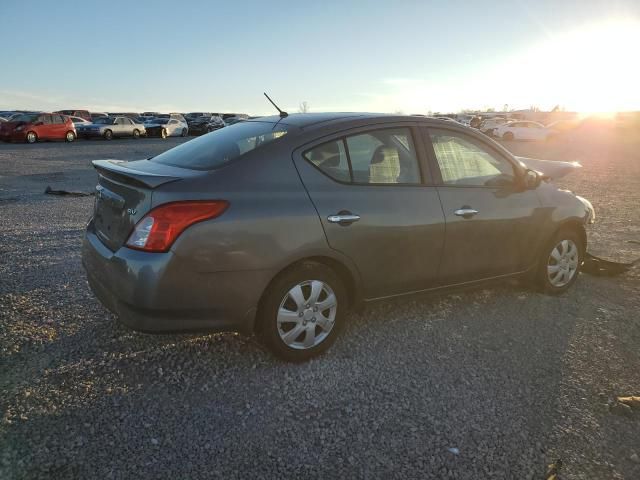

127,208,137,215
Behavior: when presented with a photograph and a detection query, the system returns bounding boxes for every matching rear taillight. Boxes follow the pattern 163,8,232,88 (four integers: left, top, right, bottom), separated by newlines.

126,200,229,252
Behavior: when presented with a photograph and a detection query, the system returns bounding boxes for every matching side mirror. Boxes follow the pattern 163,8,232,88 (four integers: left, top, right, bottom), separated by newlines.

34,121,44,126
524,169,541,189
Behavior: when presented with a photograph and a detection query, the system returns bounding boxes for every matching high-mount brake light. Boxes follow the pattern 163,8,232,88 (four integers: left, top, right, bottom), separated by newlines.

126,200,229,252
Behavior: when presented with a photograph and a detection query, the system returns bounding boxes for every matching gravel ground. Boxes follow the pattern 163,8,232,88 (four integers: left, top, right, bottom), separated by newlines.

1,128,639,479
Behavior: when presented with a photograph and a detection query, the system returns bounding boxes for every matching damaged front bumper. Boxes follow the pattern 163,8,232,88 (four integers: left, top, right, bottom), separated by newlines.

575,195,596,224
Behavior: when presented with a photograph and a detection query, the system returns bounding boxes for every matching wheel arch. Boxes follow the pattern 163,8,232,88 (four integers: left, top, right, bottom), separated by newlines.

254,254,362,334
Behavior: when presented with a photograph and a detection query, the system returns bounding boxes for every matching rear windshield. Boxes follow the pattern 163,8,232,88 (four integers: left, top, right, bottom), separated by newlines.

151,121,289,170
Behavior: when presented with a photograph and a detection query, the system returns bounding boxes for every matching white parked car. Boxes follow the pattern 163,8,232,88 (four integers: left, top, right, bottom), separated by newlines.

144,117,189,138
479,117,508,135
494,121,551,141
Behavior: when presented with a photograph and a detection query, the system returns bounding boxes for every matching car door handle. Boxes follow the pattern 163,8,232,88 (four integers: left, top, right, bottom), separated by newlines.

327,213,361,225
454,208,479,218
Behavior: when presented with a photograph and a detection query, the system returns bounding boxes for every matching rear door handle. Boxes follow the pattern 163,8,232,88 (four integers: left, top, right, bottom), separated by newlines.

454,208,479,218
327,213,361,225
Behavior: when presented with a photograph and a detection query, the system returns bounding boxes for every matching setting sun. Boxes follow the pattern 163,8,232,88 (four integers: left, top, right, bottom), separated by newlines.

500,20,640,113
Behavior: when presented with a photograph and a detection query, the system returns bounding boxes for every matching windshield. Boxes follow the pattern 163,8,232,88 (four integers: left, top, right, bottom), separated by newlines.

94,117,114,124
151,121,289,170
11,114,39,123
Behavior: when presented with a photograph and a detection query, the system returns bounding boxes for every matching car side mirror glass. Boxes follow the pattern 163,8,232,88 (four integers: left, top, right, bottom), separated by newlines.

524,169,541,189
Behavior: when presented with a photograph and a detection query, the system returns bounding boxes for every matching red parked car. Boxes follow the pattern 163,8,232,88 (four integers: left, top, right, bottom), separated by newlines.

0,113,77,143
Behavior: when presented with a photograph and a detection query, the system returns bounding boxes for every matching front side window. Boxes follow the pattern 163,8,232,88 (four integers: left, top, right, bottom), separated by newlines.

429,130,515,187
304,127,421,185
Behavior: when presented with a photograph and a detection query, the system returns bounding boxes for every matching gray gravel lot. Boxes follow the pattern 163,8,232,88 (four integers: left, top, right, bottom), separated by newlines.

1,129,639,479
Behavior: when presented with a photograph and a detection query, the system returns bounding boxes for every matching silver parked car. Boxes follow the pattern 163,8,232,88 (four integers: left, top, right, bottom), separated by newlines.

82,113,595,361
77,116,146,140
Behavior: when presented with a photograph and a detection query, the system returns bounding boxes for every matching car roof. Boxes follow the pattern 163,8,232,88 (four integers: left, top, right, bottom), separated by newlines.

247,112,468,131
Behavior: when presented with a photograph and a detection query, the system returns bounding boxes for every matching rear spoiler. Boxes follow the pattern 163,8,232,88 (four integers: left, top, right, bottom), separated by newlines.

92,159,182,189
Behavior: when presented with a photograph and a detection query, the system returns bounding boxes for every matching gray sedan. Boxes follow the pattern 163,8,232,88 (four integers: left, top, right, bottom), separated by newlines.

77,116,146,140
82,113,595,361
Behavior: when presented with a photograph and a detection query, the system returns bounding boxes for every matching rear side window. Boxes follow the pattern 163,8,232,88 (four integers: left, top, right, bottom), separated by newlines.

151,121,289,170
304,127,421,185
305,140,350,182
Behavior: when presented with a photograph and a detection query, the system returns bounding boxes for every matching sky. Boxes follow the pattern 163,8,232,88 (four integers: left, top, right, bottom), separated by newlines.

1,0,639,115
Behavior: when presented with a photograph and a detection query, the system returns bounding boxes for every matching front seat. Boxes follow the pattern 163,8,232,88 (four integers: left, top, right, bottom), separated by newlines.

369,145,400,183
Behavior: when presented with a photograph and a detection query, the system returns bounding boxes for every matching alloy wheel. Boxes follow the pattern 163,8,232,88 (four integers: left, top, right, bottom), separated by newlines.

547,239,579,287
26,132,37,143
277,280,337,350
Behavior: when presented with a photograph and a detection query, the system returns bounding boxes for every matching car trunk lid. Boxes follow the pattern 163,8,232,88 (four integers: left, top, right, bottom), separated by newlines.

91,159,198,251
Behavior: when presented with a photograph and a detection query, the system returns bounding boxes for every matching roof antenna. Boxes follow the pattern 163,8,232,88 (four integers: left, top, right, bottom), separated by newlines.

264,92,288,118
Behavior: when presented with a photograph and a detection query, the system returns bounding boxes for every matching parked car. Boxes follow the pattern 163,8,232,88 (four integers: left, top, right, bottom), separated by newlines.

77,116,145,140
90,112,109,121
0,112,76,143
70,116,92,127
144,117,188,138
82,113,595,362
0,117,6,123
185,112,212,122
479,117,508,135
188,115,225,135
223,116,246,126
494,121,551,141
55,109,91,121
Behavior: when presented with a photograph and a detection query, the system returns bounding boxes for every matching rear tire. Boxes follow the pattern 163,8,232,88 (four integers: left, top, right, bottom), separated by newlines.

26,131,37,144
65,131,76,142
181,128,187,137
503,131,514,141
103,129,113,140
161,128,168,139
258,262,347,362
535,228,584,294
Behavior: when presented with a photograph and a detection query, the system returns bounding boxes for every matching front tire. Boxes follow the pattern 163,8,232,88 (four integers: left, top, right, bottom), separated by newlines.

65,131,76,142
103,129,113,140
502,131,514,141
181,128,188,137
26,131,37,144
258,262,347,362
536,229,584,294
132,129,140,139
161,128,168,139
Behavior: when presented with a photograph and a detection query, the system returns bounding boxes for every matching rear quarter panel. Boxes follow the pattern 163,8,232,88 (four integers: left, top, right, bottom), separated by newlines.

151,142,350,276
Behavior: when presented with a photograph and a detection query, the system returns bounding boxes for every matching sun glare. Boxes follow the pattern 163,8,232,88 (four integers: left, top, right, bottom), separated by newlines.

508,20,640,113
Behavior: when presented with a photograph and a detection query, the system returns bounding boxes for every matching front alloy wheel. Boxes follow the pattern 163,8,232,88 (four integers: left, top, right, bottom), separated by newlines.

26,131,37,144
537,229,584,294
547,239,579,287
161,128,167,139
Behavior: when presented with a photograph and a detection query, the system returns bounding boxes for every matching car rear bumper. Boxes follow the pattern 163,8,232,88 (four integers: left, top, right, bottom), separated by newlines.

82,223,270,335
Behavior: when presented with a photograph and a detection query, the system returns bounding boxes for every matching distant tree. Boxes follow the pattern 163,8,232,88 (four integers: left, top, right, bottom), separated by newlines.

298,101,310,113
486,107,495,112
503,104,509,112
